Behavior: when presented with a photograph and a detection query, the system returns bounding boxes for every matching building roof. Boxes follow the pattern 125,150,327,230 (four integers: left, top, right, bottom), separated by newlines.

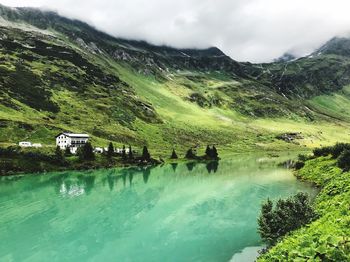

55,133,89,138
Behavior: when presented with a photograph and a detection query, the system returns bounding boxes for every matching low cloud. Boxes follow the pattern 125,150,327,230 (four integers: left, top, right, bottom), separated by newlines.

1,0,350,62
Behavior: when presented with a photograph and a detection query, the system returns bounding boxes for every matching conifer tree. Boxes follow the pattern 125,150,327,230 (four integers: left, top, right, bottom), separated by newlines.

78,142,95,161
212,145,219,160
205,145,212,158
64,146,72,157
142,146,151,161
170,149,178,159
128,145,133,159
122,145,127,160
107,142,114,158
55,146,65,164
185,148,196,159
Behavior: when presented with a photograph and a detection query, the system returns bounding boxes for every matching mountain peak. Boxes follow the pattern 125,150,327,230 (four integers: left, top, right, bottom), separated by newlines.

312,36,350,57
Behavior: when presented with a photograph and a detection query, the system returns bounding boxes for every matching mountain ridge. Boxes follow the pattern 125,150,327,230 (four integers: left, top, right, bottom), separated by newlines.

0,4,350,152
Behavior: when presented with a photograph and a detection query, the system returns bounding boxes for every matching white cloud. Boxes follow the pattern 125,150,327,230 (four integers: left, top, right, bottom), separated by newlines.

1,0,350,62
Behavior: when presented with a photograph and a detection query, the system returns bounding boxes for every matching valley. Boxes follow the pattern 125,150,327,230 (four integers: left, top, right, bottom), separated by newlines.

0,4,350,157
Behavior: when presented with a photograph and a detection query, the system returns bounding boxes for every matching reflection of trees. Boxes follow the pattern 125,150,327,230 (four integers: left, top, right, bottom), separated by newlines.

171,163,178,172
142,167,151,184
206,161,219,174
107,175,114,191
128,172,133,187
186,162,196,172
77,175,95,194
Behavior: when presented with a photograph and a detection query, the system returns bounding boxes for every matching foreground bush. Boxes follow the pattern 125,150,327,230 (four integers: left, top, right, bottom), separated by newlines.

259,155,350,262
337,149,350,171
258,192,316,245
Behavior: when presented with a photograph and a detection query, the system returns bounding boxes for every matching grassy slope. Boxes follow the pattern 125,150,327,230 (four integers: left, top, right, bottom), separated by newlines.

258,157,350,261
1,23,350,156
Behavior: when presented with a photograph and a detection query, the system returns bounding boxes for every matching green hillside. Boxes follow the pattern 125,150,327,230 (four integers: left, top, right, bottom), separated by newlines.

1,4,350,155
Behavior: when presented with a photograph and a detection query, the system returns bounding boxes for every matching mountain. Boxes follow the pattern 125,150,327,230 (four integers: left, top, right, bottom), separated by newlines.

0,4,350,152
274,52,297,63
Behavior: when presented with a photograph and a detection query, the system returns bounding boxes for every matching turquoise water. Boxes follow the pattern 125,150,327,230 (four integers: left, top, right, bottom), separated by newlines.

0,155,316,262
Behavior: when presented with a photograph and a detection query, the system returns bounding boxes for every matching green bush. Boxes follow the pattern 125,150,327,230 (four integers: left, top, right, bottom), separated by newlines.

337,149,350,171
313,143,350,158
258,192,316,245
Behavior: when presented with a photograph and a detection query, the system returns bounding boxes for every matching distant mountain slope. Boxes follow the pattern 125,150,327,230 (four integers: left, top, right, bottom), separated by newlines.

0,4,350,152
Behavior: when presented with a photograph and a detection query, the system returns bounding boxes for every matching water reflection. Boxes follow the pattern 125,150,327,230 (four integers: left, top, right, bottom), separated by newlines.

186,162,196,172
142,167,151,184
51,161,223,195
171,163,178,172
206,161,219,173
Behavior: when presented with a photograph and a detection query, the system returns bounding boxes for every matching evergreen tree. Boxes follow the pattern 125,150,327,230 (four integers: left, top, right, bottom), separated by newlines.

128,145,133,159
142,146,151,161
212,146,219,160
185,148,196,159
78,142,95,161
258,193,315,245
107,142,114,158
205,145,212,158
54,146,65,164
170,149,178,159
64,146,72,157
122,145,127,160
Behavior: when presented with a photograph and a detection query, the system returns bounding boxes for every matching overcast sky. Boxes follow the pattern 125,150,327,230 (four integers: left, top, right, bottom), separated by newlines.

1,0,350,62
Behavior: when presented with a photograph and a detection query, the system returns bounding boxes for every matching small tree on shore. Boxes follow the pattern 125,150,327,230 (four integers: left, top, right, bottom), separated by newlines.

107,142,114,158
128,145,133,159
64,147,72,157
122,145,127,160
205,145,212,158
54,146,65,164
78,142,95,161
170,149,178,159
212,146,218,160
142,146,151,161
185,148,196,159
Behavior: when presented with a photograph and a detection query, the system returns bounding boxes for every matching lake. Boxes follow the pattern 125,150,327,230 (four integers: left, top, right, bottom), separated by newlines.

0,154,317,262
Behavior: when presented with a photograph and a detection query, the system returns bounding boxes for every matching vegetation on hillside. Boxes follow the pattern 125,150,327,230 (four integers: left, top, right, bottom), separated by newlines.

0,4,350,155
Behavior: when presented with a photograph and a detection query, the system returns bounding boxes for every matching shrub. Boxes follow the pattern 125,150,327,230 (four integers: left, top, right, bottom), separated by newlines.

258,193,316,245
313,143,350,158
185,148,196,159
313,146,332,157
294,161,305,170
337,149,350,171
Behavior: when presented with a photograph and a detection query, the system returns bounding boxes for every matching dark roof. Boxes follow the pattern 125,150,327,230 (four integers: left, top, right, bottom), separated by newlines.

55,133,89,138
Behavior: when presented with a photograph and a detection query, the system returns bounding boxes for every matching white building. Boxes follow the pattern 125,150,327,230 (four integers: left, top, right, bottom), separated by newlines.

115,147,130,154
32,143,42,148
94,147,104,154
56,133,89,154
19,142,32,147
